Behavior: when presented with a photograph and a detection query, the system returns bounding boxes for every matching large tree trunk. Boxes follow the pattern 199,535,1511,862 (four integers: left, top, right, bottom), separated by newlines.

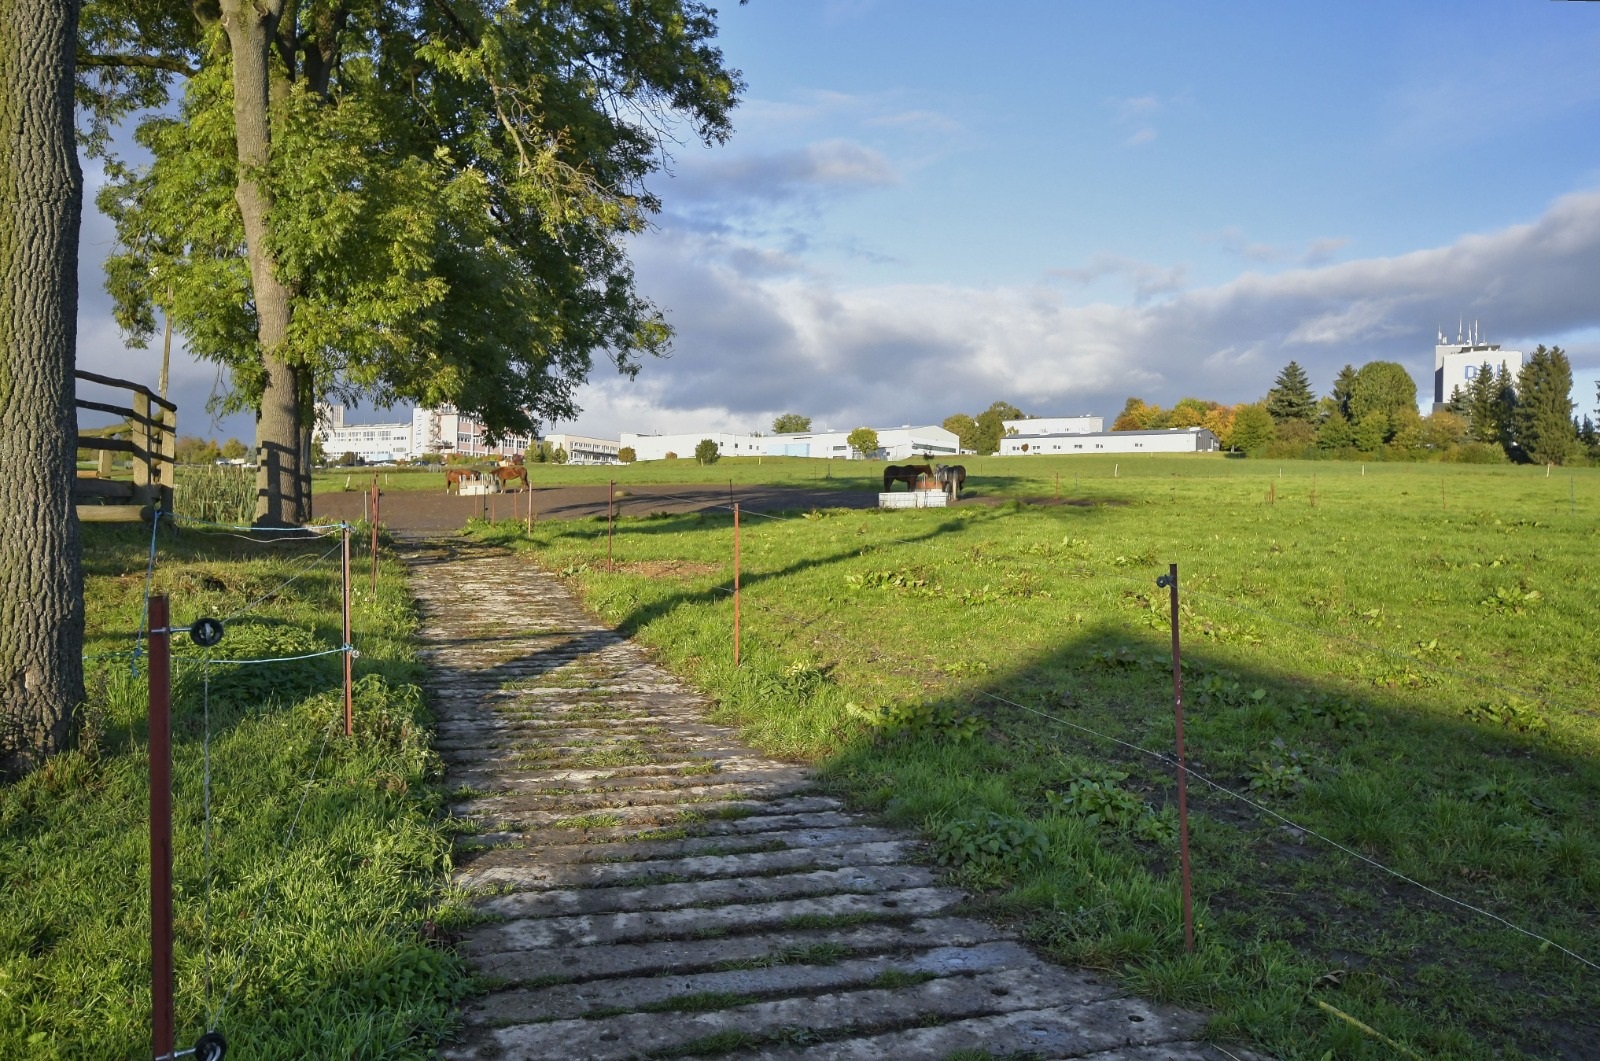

0,0,86,775
220,0,306,525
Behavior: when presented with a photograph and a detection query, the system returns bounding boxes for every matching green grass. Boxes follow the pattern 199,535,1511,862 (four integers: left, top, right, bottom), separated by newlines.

1,523,465,1058
469,455,1600,1059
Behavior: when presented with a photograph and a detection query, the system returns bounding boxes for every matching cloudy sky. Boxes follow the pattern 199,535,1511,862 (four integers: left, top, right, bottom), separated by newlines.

76,0,1600,441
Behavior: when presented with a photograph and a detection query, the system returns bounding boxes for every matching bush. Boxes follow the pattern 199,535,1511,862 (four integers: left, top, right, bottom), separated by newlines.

617,446,636,463
1444,441,1510,464
664,451,678,460
694,439,720,465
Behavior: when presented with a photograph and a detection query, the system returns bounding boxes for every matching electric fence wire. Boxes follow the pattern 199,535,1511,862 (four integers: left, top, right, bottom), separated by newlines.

624,518,1600,975
635,490,1595,725
131,505,164,673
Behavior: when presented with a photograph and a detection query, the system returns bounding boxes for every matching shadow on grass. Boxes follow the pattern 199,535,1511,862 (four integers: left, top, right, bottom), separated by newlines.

447,510,1600,1060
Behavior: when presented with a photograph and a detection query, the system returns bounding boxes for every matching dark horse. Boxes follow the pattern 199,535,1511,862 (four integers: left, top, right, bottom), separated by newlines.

934,463,966,500
883,464,933,492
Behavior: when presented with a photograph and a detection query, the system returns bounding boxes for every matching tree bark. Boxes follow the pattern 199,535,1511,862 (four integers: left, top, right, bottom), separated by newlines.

0,0,86,774
220,0,306,525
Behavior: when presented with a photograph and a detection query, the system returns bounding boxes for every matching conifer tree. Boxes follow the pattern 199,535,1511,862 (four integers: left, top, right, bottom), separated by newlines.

1511,345,1576,465
1265,360,1317,422
1330,364,1359,419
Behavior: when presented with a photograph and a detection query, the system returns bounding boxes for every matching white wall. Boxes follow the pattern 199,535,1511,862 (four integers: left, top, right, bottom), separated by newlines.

999,428,1219,455
1004,415,1103,435
624,425,959,462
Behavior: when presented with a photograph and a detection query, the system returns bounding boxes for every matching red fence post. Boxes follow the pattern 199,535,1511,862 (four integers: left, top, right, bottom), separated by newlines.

342,523,353,736
370,484,380,593
733,503,741,668
1163,563,1195,953
148,595,175,1059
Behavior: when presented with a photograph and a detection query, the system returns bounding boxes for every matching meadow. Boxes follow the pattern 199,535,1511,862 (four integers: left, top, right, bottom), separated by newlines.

468,454,1600,1059
0,521,466,1058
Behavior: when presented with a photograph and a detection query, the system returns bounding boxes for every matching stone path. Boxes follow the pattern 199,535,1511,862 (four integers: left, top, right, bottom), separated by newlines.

408,539,1253,1060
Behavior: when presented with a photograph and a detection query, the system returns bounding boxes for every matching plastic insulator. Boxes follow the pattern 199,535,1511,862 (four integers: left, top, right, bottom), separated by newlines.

193,1031,226,1061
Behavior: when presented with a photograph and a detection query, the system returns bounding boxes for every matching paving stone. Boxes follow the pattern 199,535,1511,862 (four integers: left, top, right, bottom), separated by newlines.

407,540,1266,1061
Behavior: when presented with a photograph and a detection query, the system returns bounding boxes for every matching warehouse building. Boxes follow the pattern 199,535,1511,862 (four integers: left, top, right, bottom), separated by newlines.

621,425,959,462
998,427,1220,456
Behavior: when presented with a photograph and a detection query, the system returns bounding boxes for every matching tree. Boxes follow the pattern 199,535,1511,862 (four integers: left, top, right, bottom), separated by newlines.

693,439,719,465
338,451,359,466
1265,361,1317,423
1229,403,1276,453
220,437,248,460
1168,398,1213,428
1421,411,1468,450
772,413,810,434
310,437,326,466
617,446,637,464
942,414,979,452
551,445,569,465
1463,363,1514,445
175,435,222,463
2,0,85,774
1317,412,1355,450
1511,345,1577,465
664,451,678,460
1202,405,1236,449
1112,397,1154,431
82,0,742,525
846,427,880,459
1352,411,1387,452
1347,361,1418,438
973,401,1022,455
1330,364,1359,419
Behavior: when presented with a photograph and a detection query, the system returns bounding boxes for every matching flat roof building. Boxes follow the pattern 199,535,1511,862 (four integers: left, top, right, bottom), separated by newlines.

1433,323,1523,412
998,427,1219,456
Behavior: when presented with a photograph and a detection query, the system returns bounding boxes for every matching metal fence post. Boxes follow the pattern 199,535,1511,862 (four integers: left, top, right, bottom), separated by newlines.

733,503,741,668
342,523,353,736
1159,564,1195,953
148,595,175,1058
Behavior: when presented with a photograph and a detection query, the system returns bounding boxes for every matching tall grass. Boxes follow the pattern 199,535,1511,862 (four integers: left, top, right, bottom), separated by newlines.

174,464,255,524
0,524,465,1058
469,459,1600,1059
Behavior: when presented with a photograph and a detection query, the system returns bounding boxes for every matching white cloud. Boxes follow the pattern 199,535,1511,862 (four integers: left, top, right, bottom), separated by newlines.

564,187,1600,436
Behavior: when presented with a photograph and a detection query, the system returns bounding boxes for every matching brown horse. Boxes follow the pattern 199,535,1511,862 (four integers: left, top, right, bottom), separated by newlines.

444,467,482,493
883,464,933,492
491,465,529,492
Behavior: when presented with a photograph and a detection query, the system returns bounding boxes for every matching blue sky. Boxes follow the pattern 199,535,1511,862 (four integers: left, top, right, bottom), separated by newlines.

77,0,1600,439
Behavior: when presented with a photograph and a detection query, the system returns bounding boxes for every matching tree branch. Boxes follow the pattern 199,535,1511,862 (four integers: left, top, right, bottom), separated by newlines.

77,52,199,77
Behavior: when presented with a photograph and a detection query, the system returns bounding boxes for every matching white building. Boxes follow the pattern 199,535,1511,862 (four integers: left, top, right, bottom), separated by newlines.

315,405,533,463
543,433,621,465
621,425,960,462
1003,415,1103,436
1432,323,1524,411
998,427,1220,456
316,406,415,463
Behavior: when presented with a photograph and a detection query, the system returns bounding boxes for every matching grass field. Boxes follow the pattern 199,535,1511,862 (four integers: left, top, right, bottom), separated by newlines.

470,454,1600,1059
0,523,465,1058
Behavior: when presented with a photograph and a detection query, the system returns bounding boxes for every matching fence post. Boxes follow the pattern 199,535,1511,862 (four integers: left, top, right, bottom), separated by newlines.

342,523,353,736
608,479,615,570
733,503,741,668
1158,564,1195,953
148,594,175,1059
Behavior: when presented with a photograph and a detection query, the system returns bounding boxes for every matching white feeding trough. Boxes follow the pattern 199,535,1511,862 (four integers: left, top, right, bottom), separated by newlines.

878,489,946,509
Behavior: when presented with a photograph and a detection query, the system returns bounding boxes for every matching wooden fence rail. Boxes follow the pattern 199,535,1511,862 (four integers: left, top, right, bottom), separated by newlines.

74,369,175,522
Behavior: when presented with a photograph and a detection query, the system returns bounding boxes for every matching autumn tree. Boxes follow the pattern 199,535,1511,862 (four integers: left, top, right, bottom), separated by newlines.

1,0,85,773
942,413,979,452
846,427,880,458
772,413,811,433
81,0,743,524
1265,360,1317,423
973,401,1022,455
1512,345,1577,465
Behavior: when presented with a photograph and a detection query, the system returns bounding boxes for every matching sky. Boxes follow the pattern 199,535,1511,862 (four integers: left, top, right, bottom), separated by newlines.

75,0,1600,442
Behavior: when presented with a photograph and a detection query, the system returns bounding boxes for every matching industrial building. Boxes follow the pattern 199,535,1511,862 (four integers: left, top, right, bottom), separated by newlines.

541,433,622,465
1432,323,1524,412
998,427,1219,456
621,425,960,462
316,405,534,463
1002,415,1103,435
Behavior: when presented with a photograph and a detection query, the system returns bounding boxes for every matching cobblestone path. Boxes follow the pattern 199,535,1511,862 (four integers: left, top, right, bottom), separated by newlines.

408,539,1249,1060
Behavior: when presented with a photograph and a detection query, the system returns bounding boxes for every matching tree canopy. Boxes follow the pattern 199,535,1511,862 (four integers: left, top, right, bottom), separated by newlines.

846,427,879,458
772,413,811,433
941,413,978,452
1347,361,1417,440
1512,345,1576,465
693,438,720,465
81,0,743,521
973,401,1022,454
1265,360,1317,422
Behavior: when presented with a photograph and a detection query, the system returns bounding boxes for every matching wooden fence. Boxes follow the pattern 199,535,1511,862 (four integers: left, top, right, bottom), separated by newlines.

74,369,175,521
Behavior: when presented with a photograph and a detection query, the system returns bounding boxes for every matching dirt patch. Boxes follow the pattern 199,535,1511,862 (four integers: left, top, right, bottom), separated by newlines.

314,483,881,535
